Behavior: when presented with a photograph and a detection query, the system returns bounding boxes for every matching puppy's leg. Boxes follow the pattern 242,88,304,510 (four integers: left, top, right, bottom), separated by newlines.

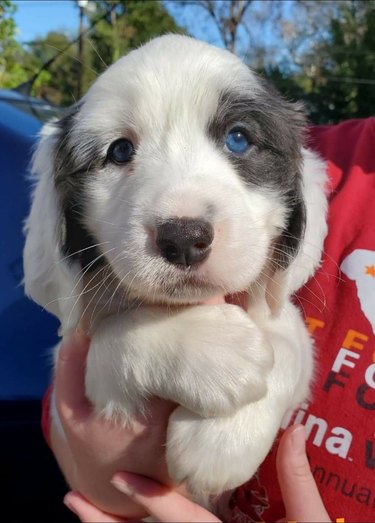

166,302,314,496
166,400,282,498
85,304,273,422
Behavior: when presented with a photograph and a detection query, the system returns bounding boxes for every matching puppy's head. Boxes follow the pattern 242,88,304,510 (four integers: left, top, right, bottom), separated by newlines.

24,35,326,331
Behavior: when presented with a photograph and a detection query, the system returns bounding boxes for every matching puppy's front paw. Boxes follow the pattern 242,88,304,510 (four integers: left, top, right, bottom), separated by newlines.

174,304,273,417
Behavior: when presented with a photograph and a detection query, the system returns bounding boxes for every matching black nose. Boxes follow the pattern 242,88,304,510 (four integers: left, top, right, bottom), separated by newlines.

156,218,214,267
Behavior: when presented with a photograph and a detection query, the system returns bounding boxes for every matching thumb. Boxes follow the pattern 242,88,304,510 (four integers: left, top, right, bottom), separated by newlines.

276,424,331,522
55,332,91,423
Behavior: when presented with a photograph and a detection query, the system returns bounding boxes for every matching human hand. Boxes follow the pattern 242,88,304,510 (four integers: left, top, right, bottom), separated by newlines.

64,473,220,523
52,332,178,520
63,424,331,522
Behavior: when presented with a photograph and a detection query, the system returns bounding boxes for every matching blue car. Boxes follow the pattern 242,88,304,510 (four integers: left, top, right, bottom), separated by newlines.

0,92,76,520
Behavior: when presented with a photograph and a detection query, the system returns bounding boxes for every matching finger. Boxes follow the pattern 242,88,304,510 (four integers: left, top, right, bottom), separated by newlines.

64,492,127,522
55,332,92,422
276,424,331,522
111,472,220,522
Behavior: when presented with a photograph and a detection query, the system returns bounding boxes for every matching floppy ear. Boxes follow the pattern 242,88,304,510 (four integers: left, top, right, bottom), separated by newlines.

266,178,306,315
265,148,328,315
285,147,328,294
249,83,328,315
23,123,82,335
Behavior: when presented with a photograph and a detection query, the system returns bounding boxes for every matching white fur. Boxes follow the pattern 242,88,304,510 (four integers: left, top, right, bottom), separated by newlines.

23,35,328,500
23,125,82,332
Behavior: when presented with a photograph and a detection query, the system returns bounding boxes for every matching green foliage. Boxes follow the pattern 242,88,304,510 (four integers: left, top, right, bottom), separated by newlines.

89,1,183,74
25,32,80,105
0,0,182,105
0,0,373,122
312,2,375,123
87,0,183,102
0,0,15,41
265,1,375,124
0,0,29,87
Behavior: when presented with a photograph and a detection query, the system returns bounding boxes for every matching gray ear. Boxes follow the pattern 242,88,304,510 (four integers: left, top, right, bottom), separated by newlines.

272,184,307,272
23,123,82,334
252,79,309,272
252,83,328,313
53,104,104,270
265,148,328,315
266,186,306,316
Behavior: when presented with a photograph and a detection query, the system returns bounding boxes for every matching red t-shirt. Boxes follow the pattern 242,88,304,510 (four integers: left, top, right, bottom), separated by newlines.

227,118,375,522
42,118,375,522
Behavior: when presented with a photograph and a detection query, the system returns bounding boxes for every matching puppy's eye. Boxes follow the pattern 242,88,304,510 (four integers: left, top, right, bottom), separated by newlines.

225,129,251,155
107,138,135,164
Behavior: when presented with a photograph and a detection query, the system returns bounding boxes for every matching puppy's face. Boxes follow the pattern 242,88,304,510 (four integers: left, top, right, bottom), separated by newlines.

52,35,305,306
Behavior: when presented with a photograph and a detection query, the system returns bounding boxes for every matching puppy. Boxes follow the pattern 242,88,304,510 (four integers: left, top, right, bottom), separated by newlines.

23,35,327,499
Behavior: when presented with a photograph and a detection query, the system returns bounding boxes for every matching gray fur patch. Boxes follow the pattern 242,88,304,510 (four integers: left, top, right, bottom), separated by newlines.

208,83,306,269
52,104,105,269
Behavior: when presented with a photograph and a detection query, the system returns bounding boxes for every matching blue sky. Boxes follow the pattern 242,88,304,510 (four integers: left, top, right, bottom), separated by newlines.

12,1,207,45
12,0,293,66
13,0,271,48
14,1,78,43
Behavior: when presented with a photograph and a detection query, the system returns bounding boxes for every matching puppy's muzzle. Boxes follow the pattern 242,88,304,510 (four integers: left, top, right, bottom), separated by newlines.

156,218,214,268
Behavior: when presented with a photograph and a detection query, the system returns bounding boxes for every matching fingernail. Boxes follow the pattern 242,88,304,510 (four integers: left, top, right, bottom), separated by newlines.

75,323,90,337
111,477,135,497
63,494,78,515
289,424,306,456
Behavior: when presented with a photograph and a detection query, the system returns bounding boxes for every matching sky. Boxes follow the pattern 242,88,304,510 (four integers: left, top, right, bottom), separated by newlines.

12,0,293,66
14,1,79,43
12,0,214,45
12,0,231,64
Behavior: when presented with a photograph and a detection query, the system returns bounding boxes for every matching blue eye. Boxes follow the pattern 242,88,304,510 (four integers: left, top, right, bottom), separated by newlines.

108,138,135,164
225,129,251,154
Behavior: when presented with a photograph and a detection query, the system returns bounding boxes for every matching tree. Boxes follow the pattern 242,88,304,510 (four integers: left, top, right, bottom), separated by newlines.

168,0,281,64
6,0,182,106
0,1,29,87
2,0,373,120
268,0,375,123
175,0,253,54
307,1,375,123
171,0,375,123
25,31,96,105
88,1,183,76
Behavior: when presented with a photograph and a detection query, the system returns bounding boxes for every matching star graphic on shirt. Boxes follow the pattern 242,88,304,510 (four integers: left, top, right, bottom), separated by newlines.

365,265,375,277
